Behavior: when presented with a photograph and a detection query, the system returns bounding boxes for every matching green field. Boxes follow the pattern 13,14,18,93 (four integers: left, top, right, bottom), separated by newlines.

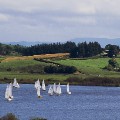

53,58,120,77
0,59,72,83
0,57,120,85
0,60,48,71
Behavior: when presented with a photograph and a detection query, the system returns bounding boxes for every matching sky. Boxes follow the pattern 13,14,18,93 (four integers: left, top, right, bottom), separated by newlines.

0,0,120,42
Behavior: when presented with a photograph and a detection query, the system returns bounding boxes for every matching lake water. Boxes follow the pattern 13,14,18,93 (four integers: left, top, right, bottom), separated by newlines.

1,84,120,120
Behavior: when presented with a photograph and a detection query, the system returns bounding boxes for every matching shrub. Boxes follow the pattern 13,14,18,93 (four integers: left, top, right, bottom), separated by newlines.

106,64,114,71
0,113,19,120
65,66,77,73
44,65,57,73
0,113,47,120
105,58,120,71
6,68,12,71
44,65,77,74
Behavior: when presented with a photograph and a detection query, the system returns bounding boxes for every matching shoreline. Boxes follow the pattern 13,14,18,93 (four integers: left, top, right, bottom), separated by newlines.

0,76,120,87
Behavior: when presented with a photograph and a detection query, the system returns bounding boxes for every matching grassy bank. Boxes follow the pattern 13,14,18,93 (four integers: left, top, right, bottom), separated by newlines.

0,56,120,86
53,58,120,77
65,76,120,87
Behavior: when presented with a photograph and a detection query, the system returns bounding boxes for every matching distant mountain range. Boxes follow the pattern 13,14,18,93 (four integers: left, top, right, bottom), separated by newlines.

71,38,120,47
3,41,43,46
2,38,120,47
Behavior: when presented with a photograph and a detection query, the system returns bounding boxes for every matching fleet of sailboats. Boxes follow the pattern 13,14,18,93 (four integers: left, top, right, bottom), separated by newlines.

5,78,72,101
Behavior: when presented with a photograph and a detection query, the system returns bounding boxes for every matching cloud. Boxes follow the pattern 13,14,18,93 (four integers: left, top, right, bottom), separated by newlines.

0,0,96,14
0,0,120,42
94,0,120,16
51,16,96,26
0,0,120,15
0,13,10,22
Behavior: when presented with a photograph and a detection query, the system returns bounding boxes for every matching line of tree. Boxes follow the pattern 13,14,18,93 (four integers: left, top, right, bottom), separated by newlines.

22,42,76,56
70,41,102,58
0,43,25,56
0,41,119,58
20,41,102,58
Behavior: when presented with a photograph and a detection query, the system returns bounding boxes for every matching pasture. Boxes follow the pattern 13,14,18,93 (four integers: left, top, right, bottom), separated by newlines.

0,54,120,85
53,58,120,78
0,53,69,83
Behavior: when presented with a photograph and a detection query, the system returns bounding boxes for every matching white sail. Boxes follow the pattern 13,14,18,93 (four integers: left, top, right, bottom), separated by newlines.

13,78,20,88
59,85,62,94
42,79,46,91
37,87,40,96
5,85,9,99
67,83,71,95
35,79,41,89
53,83,57,93
48,86,53,96
5,83,13,101
56,83,62,95
34,81,37,89
13,78,17,86
37,86,42,98
9,83,14,98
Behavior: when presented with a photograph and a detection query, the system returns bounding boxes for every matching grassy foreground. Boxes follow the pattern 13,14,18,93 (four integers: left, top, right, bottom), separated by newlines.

0,55,120,86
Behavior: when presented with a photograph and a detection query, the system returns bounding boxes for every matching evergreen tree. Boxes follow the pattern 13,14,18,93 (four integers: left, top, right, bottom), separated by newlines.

105,44,119,57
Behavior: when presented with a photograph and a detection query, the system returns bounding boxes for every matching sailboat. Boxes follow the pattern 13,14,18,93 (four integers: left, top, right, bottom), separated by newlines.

5,85,10,100
42,79,46,91
48,86,53,96
53,83,57,93
5,83,13,101
37,86,42,98
9,83,14,99
67,83,71,95
13,78,20,88
35,79,41,89
56,83,62,95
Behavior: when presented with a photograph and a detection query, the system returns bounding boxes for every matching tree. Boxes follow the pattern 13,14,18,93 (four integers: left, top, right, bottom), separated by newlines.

77,42,86,57
72,41,102,58
107,58,119,71
105,44,119,57
70,46,78,58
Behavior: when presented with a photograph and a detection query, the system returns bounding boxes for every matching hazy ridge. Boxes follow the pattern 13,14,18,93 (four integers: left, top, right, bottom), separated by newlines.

2,38,120,47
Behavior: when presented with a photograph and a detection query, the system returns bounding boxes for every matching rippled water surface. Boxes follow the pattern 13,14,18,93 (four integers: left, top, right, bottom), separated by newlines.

1,84,120,120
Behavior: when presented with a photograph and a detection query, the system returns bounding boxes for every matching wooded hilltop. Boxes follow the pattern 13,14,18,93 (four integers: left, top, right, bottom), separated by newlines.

0,41,119,58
